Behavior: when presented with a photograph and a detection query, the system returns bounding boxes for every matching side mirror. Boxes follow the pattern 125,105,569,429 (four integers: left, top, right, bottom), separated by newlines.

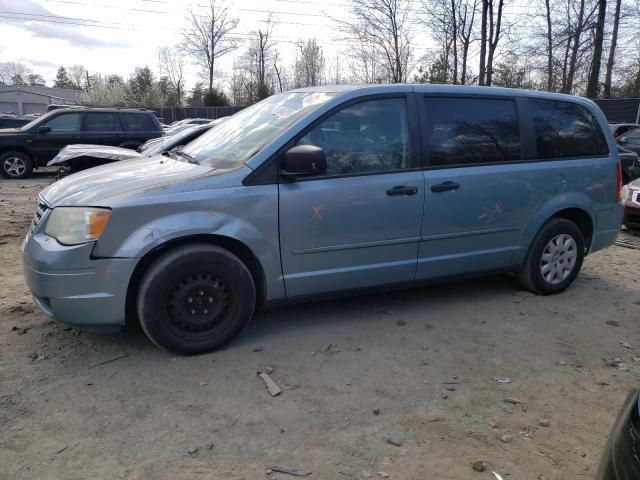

281,145,327,179
38,125,51,134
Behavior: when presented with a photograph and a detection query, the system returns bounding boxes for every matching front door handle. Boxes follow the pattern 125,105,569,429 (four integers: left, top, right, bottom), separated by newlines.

386,185,418,196
431,181,460,193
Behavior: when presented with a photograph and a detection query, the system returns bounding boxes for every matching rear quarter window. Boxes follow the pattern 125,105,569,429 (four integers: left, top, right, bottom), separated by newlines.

120,113,157,132
530,99,608,159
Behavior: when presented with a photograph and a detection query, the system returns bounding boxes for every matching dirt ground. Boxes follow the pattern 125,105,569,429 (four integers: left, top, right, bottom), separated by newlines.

1,172,639,480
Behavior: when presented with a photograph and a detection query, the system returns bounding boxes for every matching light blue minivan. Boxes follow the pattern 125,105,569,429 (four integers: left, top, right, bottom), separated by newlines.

22,85,623,353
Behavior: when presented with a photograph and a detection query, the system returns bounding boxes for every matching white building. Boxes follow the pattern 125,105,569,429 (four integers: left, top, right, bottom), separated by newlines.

0,85,82,115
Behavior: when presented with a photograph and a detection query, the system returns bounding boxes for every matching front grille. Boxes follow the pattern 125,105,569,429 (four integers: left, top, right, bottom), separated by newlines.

29,201,49,235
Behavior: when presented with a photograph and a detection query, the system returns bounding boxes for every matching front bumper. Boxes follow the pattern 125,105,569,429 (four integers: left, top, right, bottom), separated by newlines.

22,233,137,330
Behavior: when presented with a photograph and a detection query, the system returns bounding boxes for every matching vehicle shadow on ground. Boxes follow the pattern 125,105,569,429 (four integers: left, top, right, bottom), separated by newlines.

59,267,629,356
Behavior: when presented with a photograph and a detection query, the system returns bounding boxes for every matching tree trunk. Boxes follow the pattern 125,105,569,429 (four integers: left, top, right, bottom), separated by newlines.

564,0,585,94
451,0,458,84
586,0,607,98
461,43,469,85
479,0,488,85
603,0,621,98
486,0,504,87
544,0,553,91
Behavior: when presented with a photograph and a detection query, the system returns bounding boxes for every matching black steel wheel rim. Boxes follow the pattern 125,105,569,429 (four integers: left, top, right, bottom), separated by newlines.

165,272,232,335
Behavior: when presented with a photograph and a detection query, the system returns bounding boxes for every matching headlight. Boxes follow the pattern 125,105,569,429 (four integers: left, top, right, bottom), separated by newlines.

44,207,111,245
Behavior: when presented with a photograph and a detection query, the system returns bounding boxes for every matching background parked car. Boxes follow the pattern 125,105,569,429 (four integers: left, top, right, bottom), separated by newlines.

0,114,29,129
623,177,640,229
617,127,640,156
0,107,163,179
48,119,224,177
610,123,640,139
619,146,640,184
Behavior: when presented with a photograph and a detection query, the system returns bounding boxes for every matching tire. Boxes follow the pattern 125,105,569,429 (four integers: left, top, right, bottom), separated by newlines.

516,218,585,295
137,244,256,354
1,151,33,179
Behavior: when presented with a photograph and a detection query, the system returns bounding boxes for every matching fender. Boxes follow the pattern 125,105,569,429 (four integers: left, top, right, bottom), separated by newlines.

514,191,596,265
92,184,284,301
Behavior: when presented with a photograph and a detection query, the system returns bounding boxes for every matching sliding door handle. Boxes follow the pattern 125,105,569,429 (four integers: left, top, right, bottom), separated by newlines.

431,181,460,193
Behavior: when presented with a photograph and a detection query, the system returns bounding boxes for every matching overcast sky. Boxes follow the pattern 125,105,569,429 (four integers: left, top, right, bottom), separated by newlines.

0,0,542,90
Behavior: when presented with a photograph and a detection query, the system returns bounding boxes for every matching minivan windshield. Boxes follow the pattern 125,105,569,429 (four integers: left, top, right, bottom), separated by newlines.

181,92,337,168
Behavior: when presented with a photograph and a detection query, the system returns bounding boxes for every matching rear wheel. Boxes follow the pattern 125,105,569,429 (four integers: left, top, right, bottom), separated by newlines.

137,244,256,354
1,151,33,179
516,218,585,295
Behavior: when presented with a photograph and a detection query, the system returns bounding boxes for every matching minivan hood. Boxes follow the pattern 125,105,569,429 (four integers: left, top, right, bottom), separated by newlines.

41,156,214,206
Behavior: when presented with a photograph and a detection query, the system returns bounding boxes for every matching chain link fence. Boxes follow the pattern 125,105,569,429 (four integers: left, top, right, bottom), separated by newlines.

149,106,244,124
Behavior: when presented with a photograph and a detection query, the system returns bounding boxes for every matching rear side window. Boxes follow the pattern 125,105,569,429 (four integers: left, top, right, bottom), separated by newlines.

120,113,156,132
424,97,521,167
623,128,640,145
530,99,608,159
85,113,120,132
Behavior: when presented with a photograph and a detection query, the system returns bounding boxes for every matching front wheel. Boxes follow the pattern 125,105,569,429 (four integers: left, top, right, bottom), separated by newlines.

1,151,33,179
516,218,585,295
137,244,256,354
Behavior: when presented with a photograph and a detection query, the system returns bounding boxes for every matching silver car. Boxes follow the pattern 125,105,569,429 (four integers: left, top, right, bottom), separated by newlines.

22,85,623,354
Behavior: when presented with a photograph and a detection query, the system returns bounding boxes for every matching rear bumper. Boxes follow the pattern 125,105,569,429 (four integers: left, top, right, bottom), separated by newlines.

591,204,624,252
22,233,136,329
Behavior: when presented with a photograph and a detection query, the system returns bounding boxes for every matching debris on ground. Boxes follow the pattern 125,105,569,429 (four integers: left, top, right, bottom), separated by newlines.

386,436,403,447
472,461,485,472
606,320,620,327
620,341,632,349
258,370,282,396
88,353,129,369
187,447,199,456
396,320,406,326
494,377,511,384
538,419,551,427
266,466,312,477
503,397,522,405
499,434,513,443
199,379,208,387
492,471,505,480
265,366,274,374
377,472,389,478
373,408,380,416
252,347,263,352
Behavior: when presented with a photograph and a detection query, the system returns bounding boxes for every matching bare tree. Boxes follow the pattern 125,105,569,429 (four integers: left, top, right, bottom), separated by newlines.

158,46,186,105
479,0,488,84
586,0,607,97
338,0,413,83
543,0,554,90
235,20,277,103
294,39,325,88
603,0,622,97
484,0,506,86
458,0,478,84
0,62,30,85
68,65,87,90
182,0,239,92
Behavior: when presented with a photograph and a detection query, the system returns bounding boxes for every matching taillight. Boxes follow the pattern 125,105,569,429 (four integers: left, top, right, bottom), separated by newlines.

616,161,622,203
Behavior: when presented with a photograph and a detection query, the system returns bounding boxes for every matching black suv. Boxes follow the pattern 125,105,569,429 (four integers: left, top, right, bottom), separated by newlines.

0,108,162,178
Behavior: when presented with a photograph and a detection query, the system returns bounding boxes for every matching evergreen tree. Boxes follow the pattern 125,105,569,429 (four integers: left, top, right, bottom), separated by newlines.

54,67,72,88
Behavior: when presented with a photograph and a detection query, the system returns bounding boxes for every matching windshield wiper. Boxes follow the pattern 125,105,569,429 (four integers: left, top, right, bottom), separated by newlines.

164,148,197,164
